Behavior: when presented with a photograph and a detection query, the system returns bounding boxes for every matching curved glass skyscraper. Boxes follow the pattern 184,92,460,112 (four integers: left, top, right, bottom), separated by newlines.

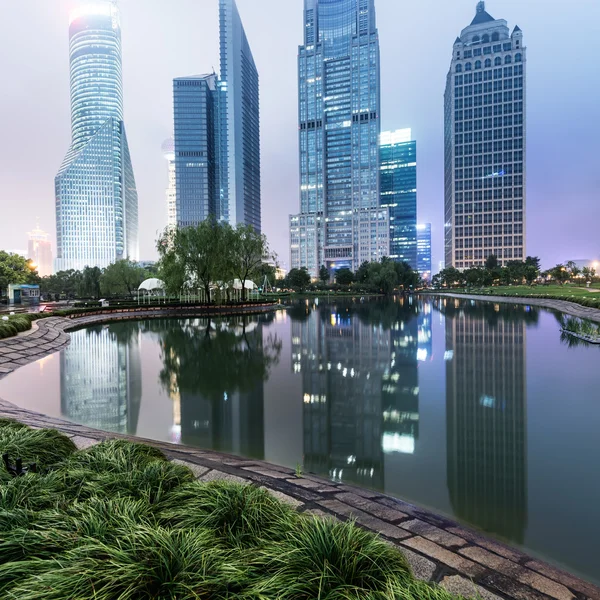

55,0,138,271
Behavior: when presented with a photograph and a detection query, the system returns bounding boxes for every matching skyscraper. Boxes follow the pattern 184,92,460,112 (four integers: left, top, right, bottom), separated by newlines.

27,223,53,277
290,0,389,278
172,0,260,231
55,0,138,271
444,1,526,269
161,138,177,230
417,223,432,280
173,75,218,228
380,129,417,268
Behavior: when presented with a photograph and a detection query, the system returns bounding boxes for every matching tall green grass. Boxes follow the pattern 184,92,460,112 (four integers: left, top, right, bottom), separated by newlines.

0,420,463,600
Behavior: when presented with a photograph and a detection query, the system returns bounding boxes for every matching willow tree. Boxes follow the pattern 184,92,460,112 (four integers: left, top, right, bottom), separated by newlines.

230,224,270,301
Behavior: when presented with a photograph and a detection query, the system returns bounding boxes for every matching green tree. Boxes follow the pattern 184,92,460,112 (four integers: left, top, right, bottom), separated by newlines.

80,266,102,298
355,261,370,284
319,265,330,284
100,260,148,296
524,265,539,285
335,268,354,286
230,224,269,301
548,264,569,284
0,252,39,294
287,268,311,292
582,266,595,282
254,262,277,290
525,256,541,272
41,269,83,298
485,254,499,269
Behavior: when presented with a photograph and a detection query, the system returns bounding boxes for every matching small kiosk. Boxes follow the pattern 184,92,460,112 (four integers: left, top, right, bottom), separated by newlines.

7,284,41,306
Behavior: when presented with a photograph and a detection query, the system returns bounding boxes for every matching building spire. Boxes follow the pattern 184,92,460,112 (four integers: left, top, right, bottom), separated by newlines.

476,1,485,13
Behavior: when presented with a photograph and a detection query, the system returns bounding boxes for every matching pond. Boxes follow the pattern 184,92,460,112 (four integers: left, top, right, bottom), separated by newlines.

0,296,599,585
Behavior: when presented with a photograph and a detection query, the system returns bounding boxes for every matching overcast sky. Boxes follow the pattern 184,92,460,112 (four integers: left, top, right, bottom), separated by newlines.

1,0,599,270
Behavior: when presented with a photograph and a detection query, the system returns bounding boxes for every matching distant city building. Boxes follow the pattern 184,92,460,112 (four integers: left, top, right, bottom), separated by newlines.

172,0,260,231
380,129,417,267
55,0,139,271
290,0,388,277
27,224,53,277
219,0,261,232
173,75,219,228
444,1,526,269
161,139,177,230
417,224,432,280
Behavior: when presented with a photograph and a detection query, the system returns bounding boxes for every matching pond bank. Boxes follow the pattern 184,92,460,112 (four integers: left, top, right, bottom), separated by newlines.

0,311,598,599
426,292,600,324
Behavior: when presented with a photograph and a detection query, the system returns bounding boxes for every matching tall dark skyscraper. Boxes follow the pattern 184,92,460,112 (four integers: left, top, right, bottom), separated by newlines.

55,0,138,270
173,75,218,228
444,1,526,268
290,0,389,277
380,129,417,268
173,0,261,231
417,223,432,280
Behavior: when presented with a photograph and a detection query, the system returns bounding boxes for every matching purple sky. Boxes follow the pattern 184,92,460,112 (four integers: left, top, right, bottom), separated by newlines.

1,0,599,271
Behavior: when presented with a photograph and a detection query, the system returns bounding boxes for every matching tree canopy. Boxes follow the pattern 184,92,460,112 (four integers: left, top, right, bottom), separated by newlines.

0,252,39,294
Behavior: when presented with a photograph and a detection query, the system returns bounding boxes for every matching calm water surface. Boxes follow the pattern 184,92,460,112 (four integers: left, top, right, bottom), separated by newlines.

1,297,599,584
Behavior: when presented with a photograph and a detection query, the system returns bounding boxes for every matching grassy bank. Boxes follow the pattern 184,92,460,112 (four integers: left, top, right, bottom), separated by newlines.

0,420,461,600
428,285,600,310
0,314,46,340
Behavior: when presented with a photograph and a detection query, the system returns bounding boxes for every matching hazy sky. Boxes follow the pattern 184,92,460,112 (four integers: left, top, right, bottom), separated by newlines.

1,0,599,270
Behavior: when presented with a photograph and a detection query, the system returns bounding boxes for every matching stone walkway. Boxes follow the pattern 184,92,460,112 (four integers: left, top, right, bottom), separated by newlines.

0,310,599,600
433,293,600,324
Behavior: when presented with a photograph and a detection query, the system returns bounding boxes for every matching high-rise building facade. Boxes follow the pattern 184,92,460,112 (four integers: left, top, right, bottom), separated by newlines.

172,0,260,231
173,75,218,228
290,0,388,278
444,1,525,269
55,0,138,271
219,0,261,231
161,138,177,230
417,223,432,280
380,129,417,267
27,224,53,277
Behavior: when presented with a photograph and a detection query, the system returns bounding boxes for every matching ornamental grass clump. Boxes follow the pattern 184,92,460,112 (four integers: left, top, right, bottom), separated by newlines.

0,421,465,600
157,480,299,548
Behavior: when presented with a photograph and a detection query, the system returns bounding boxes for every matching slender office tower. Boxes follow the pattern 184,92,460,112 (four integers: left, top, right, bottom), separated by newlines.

161,138,177,230
444,2,526,269
55,0,138,271
290,0,389,278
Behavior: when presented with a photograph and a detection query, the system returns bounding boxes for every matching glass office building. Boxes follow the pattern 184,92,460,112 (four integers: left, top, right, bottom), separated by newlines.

417,223,432,280
290,0,389,277
161,138,177,230
379,129,417,268
55,0,138,271
173,75,218,228
444,1,526,268
172,0,260,231
219,0,261,231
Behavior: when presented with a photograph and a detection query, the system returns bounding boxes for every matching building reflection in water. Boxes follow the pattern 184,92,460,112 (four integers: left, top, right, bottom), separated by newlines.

291,298,429,490
441,300,538,544
61,324,142,434
157,314,281,460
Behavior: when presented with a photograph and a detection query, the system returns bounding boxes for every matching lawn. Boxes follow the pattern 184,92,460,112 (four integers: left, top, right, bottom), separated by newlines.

0,420,462,600
431,285,600,309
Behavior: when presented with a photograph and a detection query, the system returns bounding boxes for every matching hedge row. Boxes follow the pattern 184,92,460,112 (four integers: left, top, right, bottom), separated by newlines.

437,290,600,310
0,314,45,341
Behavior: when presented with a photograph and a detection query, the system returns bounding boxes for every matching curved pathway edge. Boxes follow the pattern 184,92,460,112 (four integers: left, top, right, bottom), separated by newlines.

0,311,598,600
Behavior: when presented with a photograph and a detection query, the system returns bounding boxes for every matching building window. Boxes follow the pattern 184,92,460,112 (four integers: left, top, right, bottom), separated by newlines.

492,32,500,42
456,64,462,73
515,53,522,62
465,62,472,71
482,34,490,43
505,55,512,64
495,57,502,66
472,35,480,43
485,58,492,68
475,60,482,69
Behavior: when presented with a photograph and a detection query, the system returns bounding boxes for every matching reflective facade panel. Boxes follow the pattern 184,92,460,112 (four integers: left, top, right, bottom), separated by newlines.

444,1,526,268
380,129,417,268
55,1,138,271
417,223,432,280
291,0,387,277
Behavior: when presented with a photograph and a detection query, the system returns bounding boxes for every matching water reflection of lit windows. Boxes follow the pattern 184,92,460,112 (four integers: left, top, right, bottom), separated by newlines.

382,433,415,455
303,394,327,405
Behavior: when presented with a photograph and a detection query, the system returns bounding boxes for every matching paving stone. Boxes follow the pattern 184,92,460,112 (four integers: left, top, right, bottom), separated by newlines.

200,470,248,485
441,576,504,600
480,571,559,600
287,478,338,493
171,459,209,479
318,499,411,541
400,519,468,548
524,560,600,600
71,436,101,450
460,547,575,600
447,527,525,563
261,487,304,509
401,537,486,578
334,492,408,522
397,546,437,582
336,485,381,499
241,467,291,479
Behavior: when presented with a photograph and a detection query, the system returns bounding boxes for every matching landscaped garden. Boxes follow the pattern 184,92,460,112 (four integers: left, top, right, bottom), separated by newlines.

0,419,462,599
